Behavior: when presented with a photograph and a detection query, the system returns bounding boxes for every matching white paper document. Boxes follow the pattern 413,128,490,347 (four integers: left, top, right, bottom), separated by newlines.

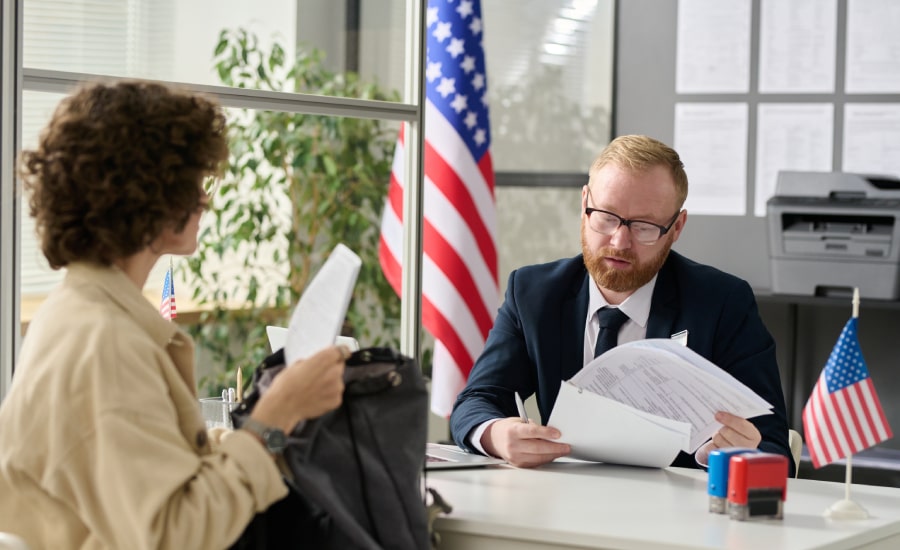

674,102,748,216
845,0,900,93
758,0,837,93
548,339,773,468
842,103,900,178
675,0,751,94
754,103,834,216
550,382,690,468
284,243,361,365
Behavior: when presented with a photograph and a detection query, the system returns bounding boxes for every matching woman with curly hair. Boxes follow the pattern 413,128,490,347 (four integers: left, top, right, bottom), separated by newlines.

0,80,348,549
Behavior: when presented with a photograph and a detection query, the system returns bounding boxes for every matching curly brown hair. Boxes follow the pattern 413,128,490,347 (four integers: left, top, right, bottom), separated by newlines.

19,80,229,268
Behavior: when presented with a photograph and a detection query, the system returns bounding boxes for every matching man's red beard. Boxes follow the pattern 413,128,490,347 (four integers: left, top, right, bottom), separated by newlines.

581,221,673,293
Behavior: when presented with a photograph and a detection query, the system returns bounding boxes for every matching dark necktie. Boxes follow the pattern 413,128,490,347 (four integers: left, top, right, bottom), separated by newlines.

594,307,629,358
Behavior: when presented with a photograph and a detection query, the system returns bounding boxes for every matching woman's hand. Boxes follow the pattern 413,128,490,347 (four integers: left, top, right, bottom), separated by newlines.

250,345,349,433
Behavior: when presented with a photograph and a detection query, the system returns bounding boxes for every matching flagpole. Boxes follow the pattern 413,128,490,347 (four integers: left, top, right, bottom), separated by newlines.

824,287,869,520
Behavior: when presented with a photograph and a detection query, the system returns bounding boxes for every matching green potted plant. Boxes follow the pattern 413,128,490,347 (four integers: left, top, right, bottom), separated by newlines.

184,28,401,393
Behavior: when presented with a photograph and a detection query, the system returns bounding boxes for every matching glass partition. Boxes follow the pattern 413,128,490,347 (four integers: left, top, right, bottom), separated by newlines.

3,0,618,401
5,0,420,401
486,0,615,174
18,86,403,396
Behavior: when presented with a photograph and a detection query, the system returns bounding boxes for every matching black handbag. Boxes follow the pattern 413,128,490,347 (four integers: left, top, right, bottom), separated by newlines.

230,347,430,549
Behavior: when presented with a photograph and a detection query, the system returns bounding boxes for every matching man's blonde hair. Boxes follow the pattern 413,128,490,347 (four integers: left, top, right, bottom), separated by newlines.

588,135,688,208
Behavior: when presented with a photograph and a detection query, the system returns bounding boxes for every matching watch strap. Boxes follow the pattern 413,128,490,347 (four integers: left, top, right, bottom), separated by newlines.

241,417,287,455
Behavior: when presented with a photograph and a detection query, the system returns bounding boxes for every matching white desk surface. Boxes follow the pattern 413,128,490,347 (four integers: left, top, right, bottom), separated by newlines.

427,462,900,550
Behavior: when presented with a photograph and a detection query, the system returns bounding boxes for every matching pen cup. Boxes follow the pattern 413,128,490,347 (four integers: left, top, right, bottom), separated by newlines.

199,397,240,430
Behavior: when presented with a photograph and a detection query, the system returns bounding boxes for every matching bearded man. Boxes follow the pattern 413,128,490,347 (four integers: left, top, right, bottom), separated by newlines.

449,135,792,472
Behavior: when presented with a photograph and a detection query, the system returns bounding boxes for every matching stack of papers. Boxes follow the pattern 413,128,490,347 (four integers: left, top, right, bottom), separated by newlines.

547,339,773,468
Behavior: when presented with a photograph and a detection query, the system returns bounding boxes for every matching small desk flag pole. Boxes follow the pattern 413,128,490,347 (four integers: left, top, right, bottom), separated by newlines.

802,287,894,520
828,289,866,520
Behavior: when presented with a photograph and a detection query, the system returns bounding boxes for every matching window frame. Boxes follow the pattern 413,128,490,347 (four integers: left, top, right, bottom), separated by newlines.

1,0,23,400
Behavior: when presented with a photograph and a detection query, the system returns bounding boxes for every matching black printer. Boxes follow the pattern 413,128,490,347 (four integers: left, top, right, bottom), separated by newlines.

767,171,900,300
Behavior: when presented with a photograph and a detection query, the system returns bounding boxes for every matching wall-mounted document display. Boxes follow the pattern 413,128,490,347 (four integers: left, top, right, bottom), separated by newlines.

617,0,900,291
842,103,900,177
758,0,837,93
754,103,834,216
674,102,748,215
675,0,751,94
845,0,900,93
616,1,900,456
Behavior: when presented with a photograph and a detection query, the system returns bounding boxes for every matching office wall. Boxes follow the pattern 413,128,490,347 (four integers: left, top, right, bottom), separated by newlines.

615,0,900,287
614,0,766,286
615,0,900,462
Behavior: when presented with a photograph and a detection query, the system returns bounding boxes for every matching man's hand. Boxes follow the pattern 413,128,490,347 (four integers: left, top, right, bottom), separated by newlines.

481,417,570,468
695,411,762,465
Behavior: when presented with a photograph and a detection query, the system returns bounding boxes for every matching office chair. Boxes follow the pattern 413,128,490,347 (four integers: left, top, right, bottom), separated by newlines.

0,532,29,550
788,429,803,478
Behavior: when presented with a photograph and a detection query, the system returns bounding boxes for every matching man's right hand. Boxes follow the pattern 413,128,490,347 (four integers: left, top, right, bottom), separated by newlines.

481,417,570,468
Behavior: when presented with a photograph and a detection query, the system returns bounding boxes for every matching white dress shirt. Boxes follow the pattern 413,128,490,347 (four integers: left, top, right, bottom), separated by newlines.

468,274,659,453
583,274,657,365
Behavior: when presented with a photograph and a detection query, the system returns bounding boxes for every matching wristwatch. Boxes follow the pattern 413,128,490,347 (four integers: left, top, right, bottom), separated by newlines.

241,418,287,455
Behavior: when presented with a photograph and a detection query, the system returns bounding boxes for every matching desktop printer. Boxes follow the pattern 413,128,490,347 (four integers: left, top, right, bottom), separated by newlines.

767,171,900,299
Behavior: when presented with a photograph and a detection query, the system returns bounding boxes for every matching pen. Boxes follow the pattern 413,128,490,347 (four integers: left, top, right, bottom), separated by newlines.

514,391,530,424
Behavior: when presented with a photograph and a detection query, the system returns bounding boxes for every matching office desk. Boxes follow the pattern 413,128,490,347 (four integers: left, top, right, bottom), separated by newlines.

428,462,900,549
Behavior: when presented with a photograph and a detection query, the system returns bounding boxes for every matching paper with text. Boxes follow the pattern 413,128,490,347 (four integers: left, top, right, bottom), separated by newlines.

549,382,690,468
560,339,773,460
284,243,361,366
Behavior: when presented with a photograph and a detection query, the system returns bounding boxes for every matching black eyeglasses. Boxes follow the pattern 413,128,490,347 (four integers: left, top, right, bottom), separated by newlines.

584,207,681,245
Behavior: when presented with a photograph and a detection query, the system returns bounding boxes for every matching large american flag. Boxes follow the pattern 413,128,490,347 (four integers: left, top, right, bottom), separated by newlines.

379,0,498,417
802,317,892,468
160,266,177,321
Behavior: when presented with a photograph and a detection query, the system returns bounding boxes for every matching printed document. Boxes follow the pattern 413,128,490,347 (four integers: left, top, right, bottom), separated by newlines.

284,243,361,365
548,339,773,468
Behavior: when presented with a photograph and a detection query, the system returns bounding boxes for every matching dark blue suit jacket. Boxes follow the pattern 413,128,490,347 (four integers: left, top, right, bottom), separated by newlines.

450,251,792,472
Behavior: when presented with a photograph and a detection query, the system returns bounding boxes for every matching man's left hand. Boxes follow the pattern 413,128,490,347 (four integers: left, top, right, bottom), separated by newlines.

695,411,762,466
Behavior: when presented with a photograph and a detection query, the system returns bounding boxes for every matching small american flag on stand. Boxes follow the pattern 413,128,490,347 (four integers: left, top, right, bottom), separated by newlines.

802,315,892,469
160,263,177,321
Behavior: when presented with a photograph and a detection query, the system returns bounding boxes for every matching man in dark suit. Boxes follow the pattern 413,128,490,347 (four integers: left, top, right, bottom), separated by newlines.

450,135,792,472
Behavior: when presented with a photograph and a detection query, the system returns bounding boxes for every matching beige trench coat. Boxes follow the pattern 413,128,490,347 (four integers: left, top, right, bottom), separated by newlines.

0,263,287,549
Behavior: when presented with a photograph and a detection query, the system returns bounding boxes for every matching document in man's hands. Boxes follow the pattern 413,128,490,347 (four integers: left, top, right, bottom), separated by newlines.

547,339,773,468
284,243,361,366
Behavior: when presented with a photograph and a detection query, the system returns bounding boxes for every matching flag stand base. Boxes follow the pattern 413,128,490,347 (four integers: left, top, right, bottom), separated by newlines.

824,499,869,520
